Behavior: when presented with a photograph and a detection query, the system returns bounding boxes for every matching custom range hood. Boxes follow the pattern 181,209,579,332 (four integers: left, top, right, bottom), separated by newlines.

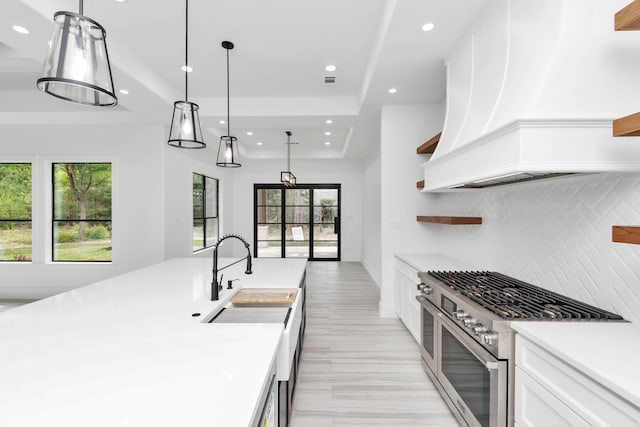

422,0,640,191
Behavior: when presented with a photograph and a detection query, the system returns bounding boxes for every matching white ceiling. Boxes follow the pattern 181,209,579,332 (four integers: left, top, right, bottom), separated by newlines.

0,0,490,160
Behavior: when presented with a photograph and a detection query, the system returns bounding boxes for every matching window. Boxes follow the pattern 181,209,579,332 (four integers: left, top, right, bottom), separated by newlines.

193,173,219,251
52,163,112,262
0,163,32,262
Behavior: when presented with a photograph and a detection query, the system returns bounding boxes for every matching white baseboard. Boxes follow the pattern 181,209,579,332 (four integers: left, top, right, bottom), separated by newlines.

362,260,381,288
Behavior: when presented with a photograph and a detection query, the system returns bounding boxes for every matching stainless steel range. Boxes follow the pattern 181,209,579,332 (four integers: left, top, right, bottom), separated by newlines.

415,271,624,427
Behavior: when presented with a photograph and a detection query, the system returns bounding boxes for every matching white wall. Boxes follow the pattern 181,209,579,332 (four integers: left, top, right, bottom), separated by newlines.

362,151,381,287
378,104,444,316
229,158,363,262
0,125,165,299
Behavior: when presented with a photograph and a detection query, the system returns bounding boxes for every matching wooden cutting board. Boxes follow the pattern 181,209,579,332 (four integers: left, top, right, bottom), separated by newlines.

231,288,298,306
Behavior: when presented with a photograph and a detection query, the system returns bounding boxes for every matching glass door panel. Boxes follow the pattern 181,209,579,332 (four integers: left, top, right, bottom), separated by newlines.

312,188,339,259
285,188,310,258
285,224,310,258
256,188,283,258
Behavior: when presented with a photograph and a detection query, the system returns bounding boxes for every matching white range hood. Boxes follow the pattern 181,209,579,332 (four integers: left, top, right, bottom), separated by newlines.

422,0,640,191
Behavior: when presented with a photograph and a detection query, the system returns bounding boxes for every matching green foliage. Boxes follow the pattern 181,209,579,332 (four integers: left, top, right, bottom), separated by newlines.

0,226,32,261
54,241,112,262
0,164,31,220
56,228,78,243
53,163,112,220
85,225,109,240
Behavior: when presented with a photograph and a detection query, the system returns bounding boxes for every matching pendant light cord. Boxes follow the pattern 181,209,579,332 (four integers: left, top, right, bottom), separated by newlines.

79,0,83,15
226,47,230,137
185,0,189,102
287,132,291,171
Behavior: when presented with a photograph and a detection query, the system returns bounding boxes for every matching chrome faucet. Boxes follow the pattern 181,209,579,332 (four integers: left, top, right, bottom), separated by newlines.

211,234,252,301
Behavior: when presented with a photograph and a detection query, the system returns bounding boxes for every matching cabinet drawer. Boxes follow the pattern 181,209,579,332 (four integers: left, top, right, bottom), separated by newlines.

515,367,590,427
516,336,640,427
394,258,420,283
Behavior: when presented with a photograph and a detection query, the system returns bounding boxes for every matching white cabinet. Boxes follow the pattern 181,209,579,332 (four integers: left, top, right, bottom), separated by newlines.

393,257,421,343
515,335,640,427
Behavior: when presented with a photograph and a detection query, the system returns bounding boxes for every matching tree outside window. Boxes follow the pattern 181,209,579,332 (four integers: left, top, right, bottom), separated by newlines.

0,163,32,262
53,163,112,262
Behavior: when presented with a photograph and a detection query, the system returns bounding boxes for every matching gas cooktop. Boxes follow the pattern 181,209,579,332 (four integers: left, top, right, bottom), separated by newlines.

427,271,624,321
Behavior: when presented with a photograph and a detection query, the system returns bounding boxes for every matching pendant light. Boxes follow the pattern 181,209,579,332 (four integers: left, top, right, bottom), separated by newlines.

216,41,241,167
37,0,117,106
167,0,205,149
281,131,297,187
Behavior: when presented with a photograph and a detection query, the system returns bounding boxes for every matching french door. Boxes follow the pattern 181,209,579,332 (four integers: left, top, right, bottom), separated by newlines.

254,184,340,261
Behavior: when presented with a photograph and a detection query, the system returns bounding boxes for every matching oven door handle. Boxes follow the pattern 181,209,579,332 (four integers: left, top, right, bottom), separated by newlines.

437,308,502,371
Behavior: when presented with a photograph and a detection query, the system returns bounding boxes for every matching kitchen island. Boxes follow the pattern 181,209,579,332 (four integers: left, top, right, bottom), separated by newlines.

0,257,307,427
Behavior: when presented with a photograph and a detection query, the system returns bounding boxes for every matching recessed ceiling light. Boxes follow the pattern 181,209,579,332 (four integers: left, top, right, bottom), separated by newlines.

12,25,29,34
114,0,127,2
119,89,129,95
422,22,435,32
324,131,332,136
324,142,331,146
325,64,337,72
256,142,263,146
388,88,397,94
219,120,225,124
325,119,333,124
181,65,193,73
246,131,253,136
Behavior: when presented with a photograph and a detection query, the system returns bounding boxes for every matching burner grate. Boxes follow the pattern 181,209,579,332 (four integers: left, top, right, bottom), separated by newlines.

428,271,624,321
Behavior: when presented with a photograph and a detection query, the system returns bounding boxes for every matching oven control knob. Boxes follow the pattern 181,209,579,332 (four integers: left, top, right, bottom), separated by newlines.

417,283,433,295
462,318,477,328
472,324,487,336
453,311,469,320
482,331,498,346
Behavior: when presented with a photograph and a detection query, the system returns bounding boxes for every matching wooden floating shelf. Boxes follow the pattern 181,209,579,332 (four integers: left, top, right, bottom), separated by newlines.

612,226,640,244
417,216,482,225
615,0,640,30
416,132,442,154
416,180,425,189
613,112,640,136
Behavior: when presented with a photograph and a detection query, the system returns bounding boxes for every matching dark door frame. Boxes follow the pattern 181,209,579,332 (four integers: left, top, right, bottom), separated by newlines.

253,183,341,261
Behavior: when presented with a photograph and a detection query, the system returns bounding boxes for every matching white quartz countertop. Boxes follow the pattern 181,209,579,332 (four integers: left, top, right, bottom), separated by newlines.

512,322,640,408
395,252,475,272
0,257,307,426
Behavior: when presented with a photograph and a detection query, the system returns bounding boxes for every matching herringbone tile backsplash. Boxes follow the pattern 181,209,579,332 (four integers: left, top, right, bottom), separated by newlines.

425,173,640,323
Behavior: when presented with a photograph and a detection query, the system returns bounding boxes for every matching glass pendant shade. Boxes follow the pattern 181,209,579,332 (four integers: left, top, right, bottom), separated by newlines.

216,135,241,167
167,0,205,149
216,41,241,167
281,171,296,187
37,11,117,106
168,101,205,148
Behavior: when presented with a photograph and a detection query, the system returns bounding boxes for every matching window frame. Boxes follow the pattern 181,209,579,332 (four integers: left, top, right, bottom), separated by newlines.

0,162,33,263
192,172,220,252
51,162,112,263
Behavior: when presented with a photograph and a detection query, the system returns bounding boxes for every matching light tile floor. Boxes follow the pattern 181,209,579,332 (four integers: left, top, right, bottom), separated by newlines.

290,261,460,427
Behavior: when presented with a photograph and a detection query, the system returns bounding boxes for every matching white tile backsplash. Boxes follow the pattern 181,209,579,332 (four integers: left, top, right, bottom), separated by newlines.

425,172,640,323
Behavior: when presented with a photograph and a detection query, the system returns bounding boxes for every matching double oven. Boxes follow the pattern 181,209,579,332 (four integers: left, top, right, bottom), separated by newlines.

417,292,508,427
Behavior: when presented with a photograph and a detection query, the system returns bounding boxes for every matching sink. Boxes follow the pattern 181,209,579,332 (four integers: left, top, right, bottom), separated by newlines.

209,306,291,326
